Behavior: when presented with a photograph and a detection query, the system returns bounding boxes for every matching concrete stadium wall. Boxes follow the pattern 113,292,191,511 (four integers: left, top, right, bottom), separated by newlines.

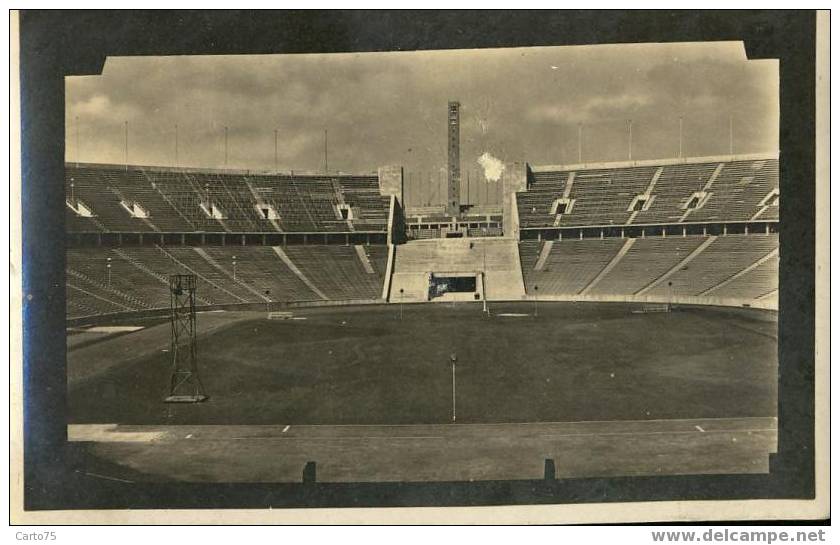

67,298,385,327
377,165,404,202
502,162,527,237
523,292,778,311
67,294,776,327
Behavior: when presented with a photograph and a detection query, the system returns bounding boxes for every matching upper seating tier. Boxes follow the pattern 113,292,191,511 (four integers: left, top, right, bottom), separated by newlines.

65,164,390,234
519,157,779,228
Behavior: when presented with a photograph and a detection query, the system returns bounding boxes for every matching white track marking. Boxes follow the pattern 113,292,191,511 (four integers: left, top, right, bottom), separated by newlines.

81,471,134,483
68,415,777,433
282,425,290,433
695,425,705,432
86,326,144,333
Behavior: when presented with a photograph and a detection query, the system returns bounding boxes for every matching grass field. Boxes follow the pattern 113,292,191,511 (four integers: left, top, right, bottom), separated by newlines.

68,302,777,426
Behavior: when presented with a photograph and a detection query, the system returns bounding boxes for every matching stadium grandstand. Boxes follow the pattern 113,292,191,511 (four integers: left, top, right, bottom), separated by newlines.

65,152,778,321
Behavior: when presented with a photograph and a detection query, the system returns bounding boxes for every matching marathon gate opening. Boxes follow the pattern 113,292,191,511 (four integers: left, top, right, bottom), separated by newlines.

428,272,483,302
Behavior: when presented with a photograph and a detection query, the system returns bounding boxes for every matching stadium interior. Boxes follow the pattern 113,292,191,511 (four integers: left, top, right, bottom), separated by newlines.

65,154,779,320
63,97,780,483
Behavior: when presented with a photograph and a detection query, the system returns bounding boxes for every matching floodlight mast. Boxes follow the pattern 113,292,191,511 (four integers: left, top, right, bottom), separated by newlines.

165,274,208,403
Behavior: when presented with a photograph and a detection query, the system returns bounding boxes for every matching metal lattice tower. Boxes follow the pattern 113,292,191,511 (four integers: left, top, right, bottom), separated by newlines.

165,274,208,403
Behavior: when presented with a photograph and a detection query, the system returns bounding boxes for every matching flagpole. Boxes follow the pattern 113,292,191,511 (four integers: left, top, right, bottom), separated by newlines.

124,121,129,171
578,123,583,163
679,117,683,158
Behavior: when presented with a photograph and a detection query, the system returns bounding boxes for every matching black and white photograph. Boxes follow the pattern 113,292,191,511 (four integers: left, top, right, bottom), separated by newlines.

12,10,827,526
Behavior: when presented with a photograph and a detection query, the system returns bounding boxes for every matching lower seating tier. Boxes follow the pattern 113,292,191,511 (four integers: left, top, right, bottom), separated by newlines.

66,244,389,319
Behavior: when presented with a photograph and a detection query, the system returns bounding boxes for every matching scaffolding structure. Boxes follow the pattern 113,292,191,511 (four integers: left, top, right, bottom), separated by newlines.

165,274,208,403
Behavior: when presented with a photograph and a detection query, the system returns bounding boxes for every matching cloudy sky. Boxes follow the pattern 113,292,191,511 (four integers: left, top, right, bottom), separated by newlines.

66,41,778,184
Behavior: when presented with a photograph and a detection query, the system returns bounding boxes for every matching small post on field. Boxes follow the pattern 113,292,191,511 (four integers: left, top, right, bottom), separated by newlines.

450,353,457,423
668,281,673,313
399,288,404,320
482,248,488,314
533,285,539,317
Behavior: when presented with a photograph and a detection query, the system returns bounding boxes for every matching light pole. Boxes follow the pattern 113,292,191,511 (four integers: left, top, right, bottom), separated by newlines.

399,288,404,320
668,280,673,313
482,247,488,314
106,257,112,288
450,353,457,423
232,255,237,281
533,285,539,317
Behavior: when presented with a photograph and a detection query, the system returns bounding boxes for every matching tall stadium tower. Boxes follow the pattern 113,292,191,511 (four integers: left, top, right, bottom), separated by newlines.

447,101,461,217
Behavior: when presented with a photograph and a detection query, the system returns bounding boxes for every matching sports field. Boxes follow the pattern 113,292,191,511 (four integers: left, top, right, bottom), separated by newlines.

68,302,777,426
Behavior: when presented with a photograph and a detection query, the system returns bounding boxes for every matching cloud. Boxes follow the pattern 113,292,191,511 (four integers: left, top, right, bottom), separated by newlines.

72,93,143,122
527,93,654,125
477,152,505,182
65,43,778,173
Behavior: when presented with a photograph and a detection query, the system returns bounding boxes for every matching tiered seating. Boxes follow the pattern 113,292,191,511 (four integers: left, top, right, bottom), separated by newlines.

519,233,778,303
167,170,225,231
65,245,390,319
558,166,657,226
646,234,778,298
66,248,166,309
519,157,779,227
66,167,157,232
65,207,103,232
116,247,240,305
709,252,779,300
284,245,385,300
338,175,390,229
160,247,257,302
517,170,568,227
65,164,391,233
632,163,718,223
200,246,318,302
588,236,707,296
117,169,195,231
66,284,131,317
364,244,389,277
686,159,778,222
519,238,626,294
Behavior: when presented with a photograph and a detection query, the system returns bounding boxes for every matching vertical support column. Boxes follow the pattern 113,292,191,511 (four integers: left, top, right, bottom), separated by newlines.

447,101,461,217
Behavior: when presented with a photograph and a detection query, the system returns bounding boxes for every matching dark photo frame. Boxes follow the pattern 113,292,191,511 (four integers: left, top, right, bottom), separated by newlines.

17,10,817,514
